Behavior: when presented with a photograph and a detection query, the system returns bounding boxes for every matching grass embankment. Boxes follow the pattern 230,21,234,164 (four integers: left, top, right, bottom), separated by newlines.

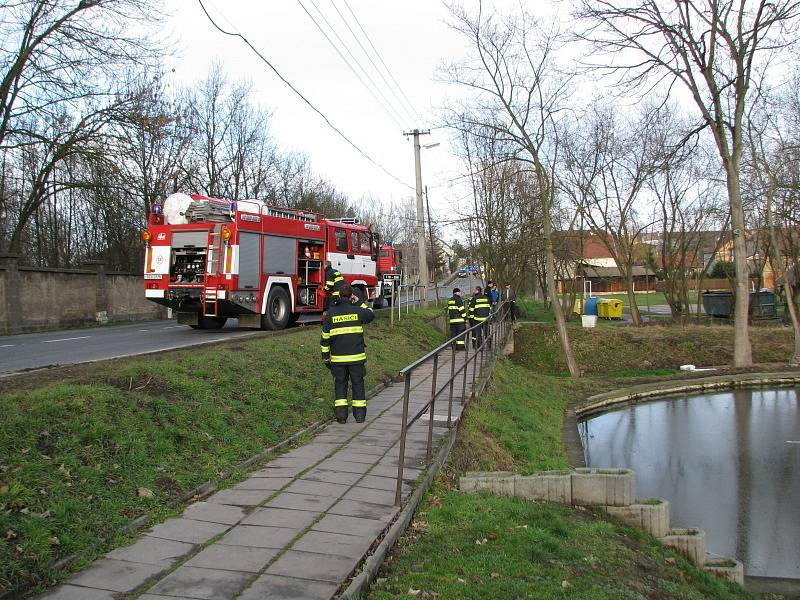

368,306,797,599
0,310,445,595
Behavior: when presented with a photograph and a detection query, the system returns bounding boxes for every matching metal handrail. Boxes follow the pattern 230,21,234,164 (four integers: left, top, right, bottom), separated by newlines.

394,302,513,505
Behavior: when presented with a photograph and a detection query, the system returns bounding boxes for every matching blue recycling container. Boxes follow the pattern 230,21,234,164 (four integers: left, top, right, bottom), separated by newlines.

584,296,599,316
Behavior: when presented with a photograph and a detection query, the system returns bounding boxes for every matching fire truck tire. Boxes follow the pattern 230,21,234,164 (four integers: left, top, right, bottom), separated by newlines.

261,286,291,330
287,313,300,326
372,297,385,309
190,316,227,330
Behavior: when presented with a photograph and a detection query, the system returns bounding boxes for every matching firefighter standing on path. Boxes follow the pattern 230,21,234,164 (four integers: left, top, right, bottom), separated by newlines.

469,286,491,348
321,284,375,423
447,288,468,350
323,260,345,314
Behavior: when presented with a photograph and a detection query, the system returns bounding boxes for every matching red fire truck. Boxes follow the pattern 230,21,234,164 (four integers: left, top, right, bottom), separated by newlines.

142,193,379,329
374,243,403,306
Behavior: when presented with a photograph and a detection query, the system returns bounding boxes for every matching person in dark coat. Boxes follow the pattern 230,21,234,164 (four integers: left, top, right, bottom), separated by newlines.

323,260,344,313
447,288,467,350
468,286,491,347
321,284,374,423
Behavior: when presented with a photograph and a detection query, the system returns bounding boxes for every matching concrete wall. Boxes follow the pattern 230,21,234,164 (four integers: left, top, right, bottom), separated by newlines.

0,255,165,334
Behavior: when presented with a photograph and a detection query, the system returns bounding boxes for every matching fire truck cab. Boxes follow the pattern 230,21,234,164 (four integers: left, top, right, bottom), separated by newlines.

142,193,379,330
375,243,403,306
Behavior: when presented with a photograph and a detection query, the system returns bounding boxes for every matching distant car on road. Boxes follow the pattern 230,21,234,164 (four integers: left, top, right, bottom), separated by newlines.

457,270,468,278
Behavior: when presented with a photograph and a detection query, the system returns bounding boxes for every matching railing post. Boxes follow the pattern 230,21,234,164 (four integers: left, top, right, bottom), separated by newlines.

394,373,412,506
461,330,469,405
446,342,456,427
426,354,438,463
472,326,478,388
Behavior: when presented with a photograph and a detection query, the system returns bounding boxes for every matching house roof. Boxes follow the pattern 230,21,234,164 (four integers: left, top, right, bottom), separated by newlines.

579,264,654,278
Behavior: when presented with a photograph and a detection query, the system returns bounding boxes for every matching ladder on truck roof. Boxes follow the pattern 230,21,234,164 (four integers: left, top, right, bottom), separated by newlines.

327,217,360,224
262,205,318,222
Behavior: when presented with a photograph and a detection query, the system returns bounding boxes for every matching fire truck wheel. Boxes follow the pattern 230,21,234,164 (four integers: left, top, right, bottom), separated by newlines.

190,316,227,330
287,313,300,326
261,286,291,330
372,297,385,309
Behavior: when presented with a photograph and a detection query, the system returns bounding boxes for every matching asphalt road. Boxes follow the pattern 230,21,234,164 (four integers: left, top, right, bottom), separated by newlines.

0,275,481,376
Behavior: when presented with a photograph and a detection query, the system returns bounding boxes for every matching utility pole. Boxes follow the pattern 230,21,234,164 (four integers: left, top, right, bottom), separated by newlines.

425,186,440,304
404,129,430,305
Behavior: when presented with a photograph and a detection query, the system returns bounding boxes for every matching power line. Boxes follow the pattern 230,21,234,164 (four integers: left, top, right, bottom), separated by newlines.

195,0,414,191
329,1,417,125
342,0,425,124
296,0,407,129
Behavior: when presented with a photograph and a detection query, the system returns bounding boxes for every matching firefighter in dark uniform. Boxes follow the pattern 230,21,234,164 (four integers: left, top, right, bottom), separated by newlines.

468,286,491,348
321,284,375,423
447,288,467,350
323,260,344,313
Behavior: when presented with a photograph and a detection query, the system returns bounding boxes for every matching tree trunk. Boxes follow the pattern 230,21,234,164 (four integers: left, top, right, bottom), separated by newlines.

624,268,642,326
543,210,580,377
765,185,800,366
725,161,753,367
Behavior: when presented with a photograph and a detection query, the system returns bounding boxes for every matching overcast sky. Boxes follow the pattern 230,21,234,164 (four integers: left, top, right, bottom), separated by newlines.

163,1,491,223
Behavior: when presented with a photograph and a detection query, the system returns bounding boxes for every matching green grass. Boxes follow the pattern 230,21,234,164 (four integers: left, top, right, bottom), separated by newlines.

513,321,797,375
368,487,755,600
0,311,445,595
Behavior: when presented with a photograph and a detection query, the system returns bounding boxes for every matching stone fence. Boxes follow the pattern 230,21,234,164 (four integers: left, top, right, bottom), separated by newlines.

0,254,166,334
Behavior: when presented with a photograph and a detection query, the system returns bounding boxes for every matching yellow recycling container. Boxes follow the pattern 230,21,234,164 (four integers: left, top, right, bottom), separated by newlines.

596,299,610,319
606,299,623,319
573,298,583,316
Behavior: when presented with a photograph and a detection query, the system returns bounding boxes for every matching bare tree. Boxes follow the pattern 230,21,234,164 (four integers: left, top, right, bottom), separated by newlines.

576,0,800,364
561,102,664,325
444,3,580,377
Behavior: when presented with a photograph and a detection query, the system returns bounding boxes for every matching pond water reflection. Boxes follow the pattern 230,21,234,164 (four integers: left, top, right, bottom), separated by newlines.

580,388,800,579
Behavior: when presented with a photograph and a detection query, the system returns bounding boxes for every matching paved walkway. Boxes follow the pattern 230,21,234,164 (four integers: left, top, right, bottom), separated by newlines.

40,350,482,600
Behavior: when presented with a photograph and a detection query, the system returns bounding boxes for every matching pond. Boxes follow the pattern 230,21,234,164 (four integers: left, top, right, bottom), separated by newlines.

580,388,800,580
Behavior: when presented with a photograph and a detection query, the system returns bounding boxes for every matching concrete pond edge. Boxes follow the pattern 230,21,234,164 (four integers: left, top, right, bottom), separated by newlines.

553,370,800,592
458,469,744,586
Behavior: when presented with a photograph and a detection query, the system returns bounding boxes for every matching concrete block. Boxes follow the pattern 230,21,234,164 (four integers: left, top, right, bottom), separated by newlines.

185,544,279,573
148,565,251,599
105,536,195,567
459,472,515,497
571,468,635,507
145,517,228,545
66,558,165,593
237,573,338,600
515,471,572,504
604,499,670,538
266,550,360,584
703,557,744,585
659,528,706,566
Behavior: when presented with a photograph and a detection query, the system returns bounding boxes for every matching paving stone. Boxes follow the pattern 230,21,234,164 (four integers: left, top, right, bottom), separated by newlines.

237,574,338,600
367,464,421,481
105,536,195,566
149,566,251,600
185,543,279,572
283,479,349,497
219,525,298,548
207,488,275,506
267,457,310,468
334,451,381,464
242,507,319,529
145,518,228,544
328,498,399,521
292,530,373,558
233,477,293,491
358,474,407,492
315,459,372,474
139,595,192,600
182,501,247,525
266,550,360,583
312,513,389,539
251,466,306,478
265,492,338,512
343,486,397,506
66,558,165,593
38,585,117,600
302,468,363,486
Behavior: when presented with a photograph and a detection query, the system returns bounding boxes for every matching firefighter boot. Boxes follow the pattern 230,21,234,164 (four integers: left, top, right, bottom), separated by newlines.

352,406,366,423
334,406,348,424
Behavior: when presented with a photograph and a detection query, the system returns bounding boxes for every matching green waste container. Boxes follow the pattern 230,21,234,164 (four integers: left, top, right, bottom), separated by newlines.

597,299,610,318
606,299,624,319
